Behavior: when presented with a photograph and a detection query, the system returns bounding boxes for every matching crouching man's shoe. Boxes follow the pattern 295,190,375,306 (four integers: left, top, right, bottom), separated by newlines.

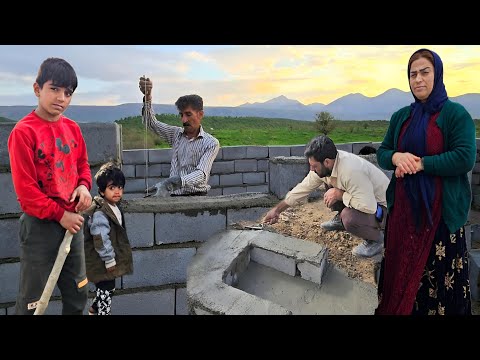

352,240,383,258
320,213,345,231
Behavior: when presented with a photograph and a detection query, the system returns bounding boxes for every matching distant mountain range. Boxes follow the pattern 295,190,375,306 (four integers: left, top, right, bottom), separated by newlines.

0,88,479,123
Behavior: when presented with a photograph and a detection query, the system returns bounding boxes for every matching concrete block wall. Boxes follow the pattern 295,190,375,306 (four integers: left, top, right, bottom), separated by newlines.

121,142,384,199
122,145,292,198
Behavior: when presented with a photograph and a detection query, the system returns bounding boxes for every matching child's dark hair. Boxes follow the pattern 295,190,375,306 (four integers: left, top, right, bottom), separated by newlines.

94,162,125,196
35,57,78,93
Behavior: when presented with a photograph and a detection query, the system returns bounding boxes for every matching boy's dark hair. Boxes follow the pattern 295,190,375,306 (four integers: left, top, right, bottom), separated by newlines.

94,162,125,196
175,94,203,111
35,57,78,93
304,135,338,163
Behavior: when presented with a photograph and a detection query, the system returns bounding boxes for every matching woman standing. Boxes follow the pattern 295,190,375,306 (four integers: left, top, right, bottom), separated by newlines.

375,48,476,315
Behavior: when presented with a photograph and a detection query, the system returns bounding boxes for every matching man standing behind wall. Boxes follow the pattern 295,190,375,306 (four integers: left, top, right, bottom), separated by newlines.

263,135,390,258
139,76,220,196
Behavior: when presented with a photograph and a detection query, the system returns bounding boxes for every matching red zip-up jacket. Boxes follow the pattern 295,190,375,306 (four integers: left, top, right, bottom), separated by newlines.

8,111,92,222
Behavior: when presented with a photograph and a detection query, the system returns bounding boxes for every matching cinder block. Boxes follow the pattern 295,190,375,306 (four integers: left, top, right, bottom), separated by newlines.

0,123,15,167
113,289,175,315
79,123,121,165
250,247,296,276
257,160,269,172
148,148,172,163
290,145,306,157
208,175,219,187
125,213,154,248
336,143,353,153
0,218,20,258
222,146,247,160
211,161,234,174
235,159,258,172
227,207,271,226
268,146,290,158
176,287,188,315
123,150,147,165
0,262,20,303
0,173,21,214
122,248,196,288
243,172,265,185
219,173,243,187
246,146,268,159
122,164,135,178
155,211,226,244
136,164,163,178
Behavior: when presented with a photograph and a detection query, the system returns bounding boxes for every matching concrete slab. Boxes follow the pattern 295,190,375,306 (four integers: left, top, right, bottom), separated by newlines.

236,261,377,315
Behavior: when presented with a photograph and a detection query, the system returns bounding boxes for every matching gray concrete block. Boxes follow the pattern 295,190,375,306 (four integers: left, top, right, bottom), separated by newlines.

257,159,269,172
469,250,480,301
227,207,271,225
235,159,258,172
136,164,163,178
222,187,247,195
161,164,171,177
125,212,154,248
247,185,269,193
208,175,219,187
222,146,247,160
336,143,353,153
125,177,163,193
250,247,296,276
0,123,14,167
219,173,243,186
155,211,226,244
290,145,306,157
0,173,21,214
122,164,135,178
0,262,20,303
113,289,175,315
0,307,6,315
0,218,20,258
246,146,268,159
268,146,291,158
297,260,326,285
123,150,147,165
79,123,121,165
148,148,172,163
211,161,234,174
269,159,309,199
123,248,196,288
215,148,223,161
207,188,223,196
175,287,188,315
243,172,265,185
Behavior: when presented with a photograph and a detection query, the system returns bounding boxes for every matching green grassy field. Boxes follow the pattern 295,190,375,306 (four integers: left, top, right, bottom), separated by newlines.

117,115,397,150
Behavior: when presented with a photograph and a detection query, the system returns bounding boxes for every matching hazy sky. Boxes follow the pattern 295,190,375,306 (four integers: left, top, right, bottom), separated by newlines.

0,45,478,107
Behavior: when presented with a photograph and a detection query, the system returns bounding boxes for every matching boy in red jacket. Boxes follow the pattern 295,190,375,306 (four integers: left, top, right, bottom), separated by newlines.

8,58,92,315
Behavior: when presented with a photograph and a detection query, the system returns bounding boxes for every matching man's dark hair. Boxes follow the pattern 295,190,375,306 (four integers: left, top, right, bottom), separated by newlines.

35,57,78,93
304,135,338,163
94,161,126,195
358,145,377,155
175,94,203,111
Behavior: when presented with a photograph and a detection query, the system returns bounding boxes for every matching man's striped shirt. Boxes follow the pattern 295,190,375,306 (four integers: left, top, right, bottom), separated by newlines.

142,100,220,195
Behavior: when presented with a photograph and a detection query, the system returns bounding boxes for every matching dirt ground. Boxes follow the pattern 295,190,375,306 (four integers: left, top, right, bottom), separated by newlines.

252,190,480,314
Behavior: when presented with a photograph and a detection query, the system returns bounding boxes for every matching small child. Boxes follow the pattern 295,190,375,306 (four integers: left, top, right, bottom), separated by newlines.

84,162,133,315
